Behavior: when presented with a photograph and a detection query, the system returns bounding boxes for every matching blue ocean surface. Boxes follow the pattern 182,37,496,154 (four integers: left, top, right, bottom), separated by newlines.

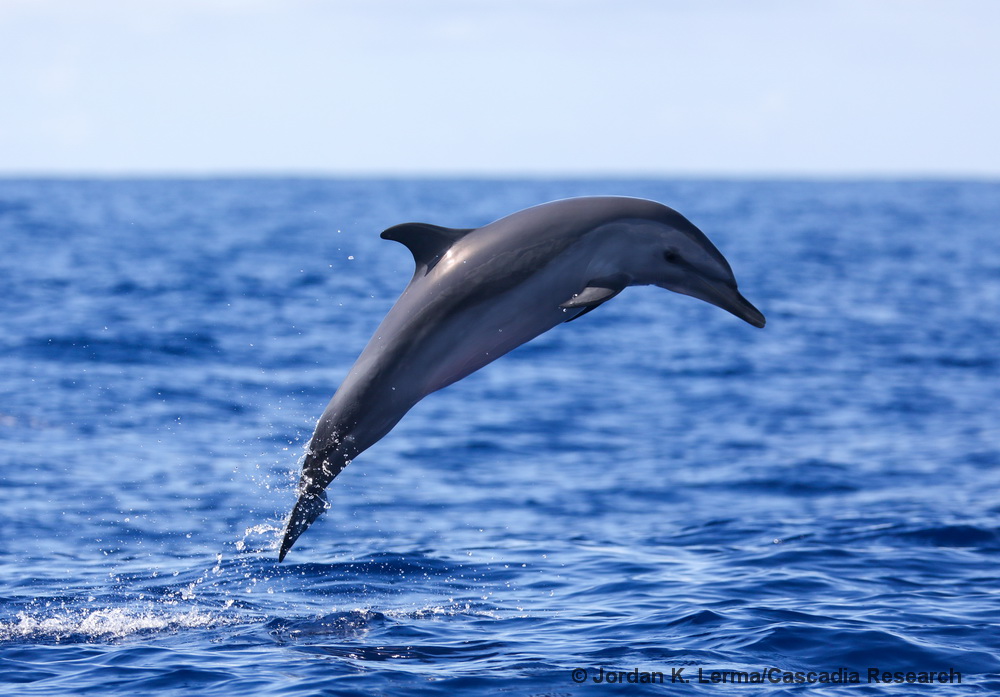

1,178,998,695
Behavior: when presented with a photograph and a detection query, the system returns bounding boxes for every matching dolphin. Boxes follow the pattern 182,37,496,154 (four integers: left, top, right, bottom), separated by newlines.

277,196,764,560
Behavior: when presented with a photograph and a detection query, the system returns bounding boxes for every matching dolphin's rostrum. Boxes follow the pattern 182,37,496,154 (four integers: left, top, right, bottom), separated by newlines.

278,196,764,560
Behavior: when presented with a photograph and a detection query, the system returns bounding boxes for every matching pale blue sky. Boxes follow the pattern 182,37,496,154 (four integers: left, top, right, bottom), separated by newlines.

2,0,998,176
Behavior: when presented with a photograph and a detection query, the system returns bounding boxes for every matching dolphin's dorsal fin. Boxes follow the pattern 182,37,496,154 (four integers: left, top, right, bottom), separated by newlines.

381,223,475,274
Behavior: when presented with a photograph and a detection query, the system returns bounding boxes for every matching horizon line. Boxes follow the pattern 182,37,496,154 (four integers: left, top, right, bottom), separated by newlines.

1,170,998,182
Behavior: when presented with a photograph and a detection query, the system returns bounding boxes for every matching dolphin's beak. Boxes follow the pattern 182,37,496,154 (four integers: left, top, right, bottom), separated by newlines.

690,277,766,328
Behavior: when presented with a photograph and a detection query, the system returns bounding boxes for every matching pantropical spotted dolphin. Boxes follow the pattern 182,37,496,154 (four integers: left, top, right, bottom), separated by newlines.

278,196,764,560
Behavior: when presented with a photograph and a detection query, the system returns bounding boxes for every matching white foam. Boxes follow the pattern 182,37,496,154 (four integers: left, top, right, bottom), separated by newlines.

0,606,244,642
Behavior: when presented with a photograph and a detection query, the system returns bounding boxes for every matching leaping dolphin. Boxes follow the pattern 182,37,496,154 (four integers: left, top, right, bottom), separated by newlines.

278,196,764,560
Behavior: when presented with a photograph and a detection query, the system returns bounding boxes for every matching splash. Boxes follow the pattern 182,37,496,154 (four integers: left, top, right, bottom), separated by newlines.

235,521,284,553
0,606,243,643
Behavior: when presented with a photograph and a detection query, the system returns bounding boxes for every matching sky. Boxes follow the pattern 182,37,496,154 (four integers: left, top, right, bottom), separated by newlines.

1,0,998,177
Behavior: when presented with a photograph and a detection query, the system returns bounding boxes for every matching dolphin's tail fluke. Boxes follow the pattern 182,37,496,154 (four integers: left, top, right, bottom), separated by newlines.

277,489,330,562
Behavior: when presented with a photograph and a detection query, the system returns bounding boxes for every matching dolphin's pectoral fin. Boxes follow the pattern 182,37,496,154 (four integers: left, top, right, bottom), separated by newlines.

380,223,475,274
277,489,330,562
560,285,621,308
559,275,630,318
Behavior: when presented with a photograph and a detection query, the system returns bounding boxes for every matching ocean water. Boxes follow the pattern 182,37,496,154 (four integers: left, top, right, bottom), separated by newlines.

1,178,998,695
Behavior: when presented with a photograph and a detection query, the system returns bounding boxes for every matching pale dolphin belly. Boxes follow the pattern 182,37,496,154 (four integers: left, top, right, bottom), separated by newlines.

307,247,594,460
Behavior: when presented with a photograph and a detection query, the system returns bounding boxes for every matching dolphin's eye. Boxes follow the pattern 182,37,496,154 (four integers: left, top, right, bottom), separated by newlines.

663,249,680,263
